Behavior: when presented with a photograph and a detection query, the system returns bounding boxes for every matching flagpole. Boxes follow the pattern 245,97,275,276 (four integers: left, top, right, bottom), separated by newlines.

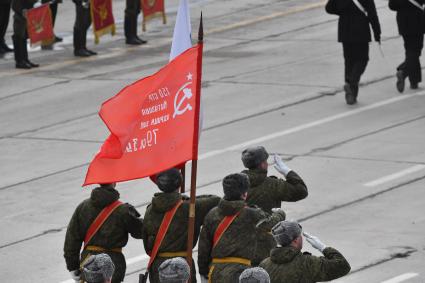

186,13,203,279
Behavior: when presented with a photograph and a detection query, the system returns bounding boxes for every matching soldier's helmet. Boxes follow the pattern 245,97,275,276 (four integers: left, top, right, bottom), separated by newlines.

156,168,183,193
239,267,271,283
241,146,269,169
82,253,115,283
158,257,190,283
222,173,250,200
271,220,302,247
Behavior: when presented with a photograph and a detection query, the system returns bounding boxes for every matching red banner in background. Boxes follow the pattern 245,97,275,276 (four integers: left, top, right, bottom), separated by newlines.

141,0,166,31
26,4,54,46
84,45,202,186
90,0,116,44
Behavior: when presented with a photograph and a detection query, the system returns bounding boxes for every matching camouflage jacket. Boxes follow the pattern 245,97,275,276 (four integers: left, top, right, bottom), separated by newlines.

142,192,220,283
63,186,143,283
198,199,285,282
243,169,308,214
259,246,351,282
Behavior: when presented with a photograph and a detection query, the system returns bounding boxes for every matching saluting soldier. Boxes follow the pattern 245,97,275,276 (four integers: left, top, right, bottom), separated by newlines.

142,168,220,283
241,146,308,266
41,0,62,50
124,0,147,45
0,0,13,54
63,183,144,283
72,0,97,57
260,221,351,283
389,0,425,92
198,173,286,283
326,0,382,105
11,0,39,68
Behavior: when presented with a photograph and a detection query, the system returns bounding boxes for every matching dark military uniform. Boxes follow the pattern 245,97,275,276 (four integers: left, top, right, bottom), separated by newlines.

142,192,220,283
326,0,381,103
198,199,285,283
259,246,351,283
389,0,425,88
64,186,143,283
0,0,13,53
243,168,308,266
72,0,96,56
124,0,146,44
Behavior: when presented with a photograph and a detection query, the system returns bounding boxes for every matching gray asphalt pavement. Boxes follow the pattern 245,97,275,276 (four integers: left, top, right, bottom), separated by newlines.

0,0,424,282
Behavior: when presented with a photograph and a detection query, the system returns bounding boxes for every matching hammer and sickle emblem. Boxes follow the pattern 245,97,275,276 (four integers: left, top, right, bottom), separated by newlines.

147,0,156,8
99,4,108,21
34,20,44,33
173,82,193,119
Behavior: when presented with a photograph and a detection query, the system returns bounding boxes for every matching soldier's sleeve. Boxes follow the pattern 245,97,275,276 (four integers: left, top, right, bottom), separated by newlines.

122,204,144,239
272,171,308,202
63,204,84,271
195,195,220,225
366,0,381,40
325,0,349,15
304,247,351,281
198,213,214,277
141,206,153,253
254,207,286,232
388,0,403,11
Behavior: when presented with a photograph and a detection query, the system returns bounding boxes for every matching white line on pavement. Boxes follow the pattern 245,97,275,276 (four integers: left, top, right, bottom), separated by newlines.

364,165,425,187
381,272,419,283
199,91,425,160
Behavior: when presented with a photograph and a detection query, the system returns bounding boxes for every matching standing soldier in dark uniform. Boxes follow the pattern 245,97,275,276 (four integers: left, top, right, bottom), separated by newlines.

72,0,97,57
11,0,39,68
142,168,220,283
260,221,351,282
389,0,425,92
0,0,13,54
198,173,286,283
240,146,308,266
63,183,144,283
326,0,382,105
41,0,63,50
124,0,147,45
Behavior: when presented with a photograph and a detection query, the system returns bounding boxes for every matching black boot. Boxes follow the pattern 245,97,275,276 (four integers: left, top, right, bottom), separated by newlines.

396,70,405,93
13,36,31,69
344,83,356,105
74,28,90,57
125,16,146,45
22,39,39,67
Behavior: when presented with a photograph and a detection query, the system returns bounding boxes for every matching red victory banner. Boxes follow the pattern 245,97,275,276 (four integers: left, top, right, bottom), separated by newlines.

26,4,54,46
141,0,166,31
90,0,116,44
84,44,203,186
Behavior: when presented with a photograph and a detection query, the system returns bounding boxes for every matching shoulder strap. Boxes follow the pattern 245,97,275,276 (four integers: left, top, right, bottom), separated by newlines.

147,199,184,269
213,209,244,248
408,0,425,10
84,200,123,248
351,0,368,16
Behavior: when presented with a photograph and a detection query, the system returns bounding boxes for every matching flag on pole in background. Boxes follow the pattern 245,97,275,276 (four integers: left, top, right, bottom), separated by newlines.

90,0,116,44
141,0,167,31
26,4,54,46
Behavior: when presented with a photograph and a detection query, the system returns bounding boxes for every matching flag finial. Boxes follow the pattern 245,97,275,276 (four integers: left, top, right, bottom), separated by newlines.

198,12,203,42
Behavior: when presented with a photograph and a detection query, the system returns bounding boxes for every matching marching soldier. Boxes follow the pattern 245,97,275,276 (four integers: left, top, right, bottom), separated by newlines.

124,0,147,45
11,0,39,68
0,0,13,54
198,173,286,283
241,146,308,265
389,0,425,92
72,0,97,57
260,221,351,282
326,0,382,105
63,183,143,283
142,168,220,283
41,0,63,50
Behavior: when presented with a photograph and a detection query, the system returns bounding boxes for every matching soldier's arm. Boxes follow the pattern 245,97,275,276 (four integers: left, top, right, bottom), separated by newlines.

366,0,381,41
63,204,84,271
325,0,349,15
388,0,404,11
198,215,213,277
272,171,308,202
195,195,220,224
305,247,351,281
122,204,144,239
254,207,286,232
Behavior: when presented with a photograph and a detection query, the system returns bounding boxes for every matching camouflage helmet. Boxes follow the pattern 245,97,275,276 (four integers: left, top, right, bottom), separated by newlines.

241,146,269,169
222,173,250,200
239,267,270,283
271,220,302,247
82,253,115,283
158,257,190,283
156,168,183,193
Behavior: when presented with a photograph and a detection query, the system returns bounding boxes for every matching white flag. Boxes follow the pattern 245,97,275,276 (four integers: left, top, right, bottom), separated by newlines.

170,0,192,61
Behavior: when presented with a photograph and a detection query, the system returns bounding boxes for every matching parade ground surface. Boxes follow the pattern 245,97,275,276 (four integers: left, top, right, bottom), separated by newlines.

0,0,424,282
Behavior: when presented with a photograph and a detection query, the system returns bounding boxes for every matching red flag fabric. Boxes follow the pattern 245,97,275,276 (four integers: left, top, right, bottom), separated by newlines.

26,4,54,46
84,45,202,186
140,0,166,31
90,0,116,44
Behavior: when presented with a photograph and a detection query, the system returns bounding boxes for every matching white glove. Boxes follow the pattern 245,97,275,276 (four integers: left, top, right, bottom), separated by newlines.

303,232,326,252
69,270,81,282
33,1,42,8
273,154,291,176
200,275,209,283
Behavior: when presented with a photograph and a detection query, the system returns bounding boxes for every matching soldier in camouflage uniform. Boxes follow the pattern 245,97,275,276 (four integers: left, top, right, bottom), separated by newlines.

198,173,286,283
259,221,351,282
241,146,308,266
64,183,143,283
142,168,220,283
